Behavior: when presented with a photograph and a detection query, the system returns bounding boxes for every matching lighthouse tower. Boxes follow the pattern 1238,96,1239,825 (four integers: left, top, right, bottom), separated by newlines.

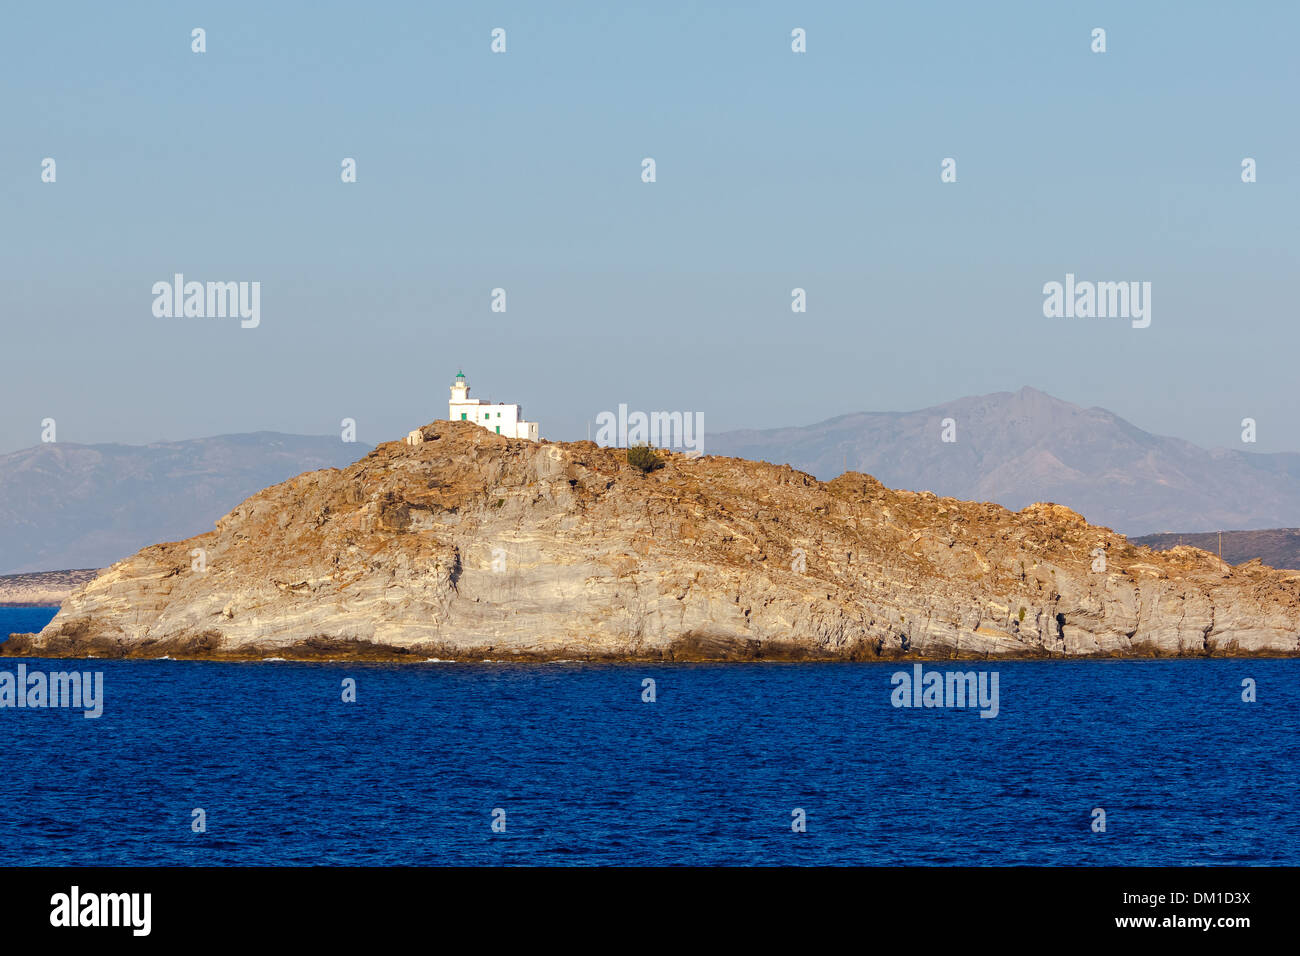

450,370,471,404
446,370,540,441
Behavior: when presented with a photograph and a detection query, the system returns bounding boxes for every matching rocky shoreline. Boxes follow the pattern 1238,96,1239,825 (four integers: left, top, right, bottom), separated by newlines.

7,421,1300,662
2,633,1296,663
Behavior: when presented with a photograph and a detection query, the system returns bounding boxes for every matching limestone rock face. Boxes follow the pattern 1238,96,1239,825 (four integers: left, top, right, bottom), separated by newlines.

10,421,1300,661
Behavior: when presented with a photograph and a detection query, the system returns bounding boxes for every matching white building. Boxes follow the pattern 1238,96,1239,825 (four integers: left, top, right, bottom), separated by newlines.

447,370,539,441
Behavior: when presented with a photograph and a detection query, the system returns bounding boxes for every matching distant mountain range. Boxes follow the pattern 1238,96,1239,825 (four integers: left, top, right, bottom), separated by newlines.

710,386,1300,537
1131,529,1300,571
0,569,99,606
7,387,1300,575
0,434,370,574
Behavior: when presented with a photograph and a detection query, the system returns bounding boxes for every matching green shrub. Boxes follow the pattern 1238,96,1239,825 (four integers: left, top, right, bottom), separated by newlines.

627,444,663,474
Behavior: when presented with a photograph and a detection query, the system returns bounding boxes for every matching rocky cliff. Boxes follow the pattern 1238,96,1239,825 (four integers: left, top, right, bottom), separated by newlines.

6,421,1300,661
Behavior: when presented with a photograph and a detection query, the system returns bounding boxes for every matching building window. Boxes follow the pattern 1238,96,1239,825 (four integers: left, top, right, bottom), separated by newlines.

495,426,501,434
460,413,467,420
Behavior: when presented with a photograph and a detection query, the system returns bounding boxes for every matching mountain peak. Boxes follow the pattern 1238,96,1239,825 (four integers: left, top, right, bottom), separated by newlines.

710,389,1300,535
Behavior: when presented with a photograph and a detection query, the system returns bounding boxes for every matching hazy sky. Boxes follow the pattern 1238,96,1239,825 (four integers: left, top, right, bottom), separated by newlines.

2,1,1297,455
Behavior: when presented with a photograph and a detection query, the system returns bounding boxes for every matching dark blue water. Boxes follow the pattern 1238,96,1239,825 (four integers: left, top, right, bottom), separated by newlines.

2,606,1297,865
0,607,62,637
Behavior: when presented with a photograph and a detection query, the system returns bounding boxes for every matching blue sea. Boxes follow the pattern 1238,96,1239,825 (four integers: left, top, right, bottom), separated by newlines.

2,606,1297,865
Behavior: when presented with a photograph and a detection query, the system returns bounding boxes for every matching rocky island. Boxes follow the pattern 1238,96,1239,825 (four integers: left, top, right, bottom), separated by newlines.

6,421,1300,661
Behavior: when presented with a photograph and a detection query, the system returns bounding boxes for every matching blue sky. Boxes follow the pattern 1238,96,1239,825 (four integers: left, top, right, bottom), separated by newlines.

2,1,1297,453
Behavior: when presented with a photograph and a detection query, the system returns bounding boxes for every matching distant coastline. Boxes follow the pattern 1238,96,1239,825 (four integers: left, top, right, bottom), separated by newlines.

0,569,100,607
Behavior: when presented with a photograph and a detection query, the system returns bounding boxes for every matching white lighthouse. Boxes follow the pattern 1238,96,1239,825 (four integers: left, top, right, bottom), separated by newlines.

447,370,540,441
